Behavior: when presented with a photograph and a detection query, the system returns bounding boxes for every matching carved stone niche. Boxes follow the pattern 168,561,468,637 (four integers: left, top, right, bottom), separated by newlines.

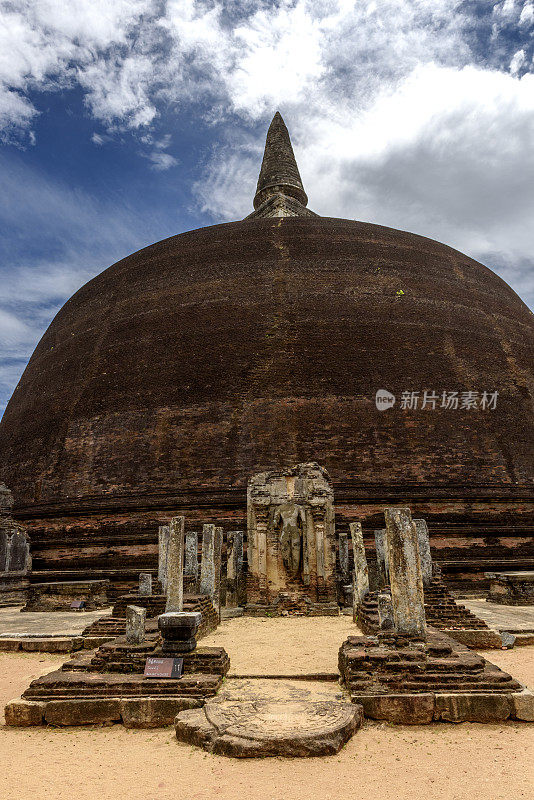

246,463,338,615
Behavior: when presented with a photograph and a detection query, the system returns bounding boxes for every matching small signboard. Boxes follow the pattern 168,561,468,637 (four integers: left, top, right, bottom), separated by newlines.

70,600,86,610
144,657,183,679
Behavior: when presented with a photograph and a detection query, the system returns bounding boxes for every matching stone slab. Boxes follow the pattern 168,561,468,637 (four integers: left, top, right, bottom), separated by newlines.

4,698,46,726
444,628,503,649
45,698,122,725
461,600,534,633
512,689,534,721
175,699,362,757
434,693,512,722
120,697,203,728
0,606,113,636
353,693,436,725
0,636,84,652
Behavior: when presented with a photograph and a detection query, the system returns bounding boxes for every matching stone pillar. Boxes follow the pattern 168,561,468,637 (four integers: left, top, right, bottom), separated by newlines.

226,531,243,608
184,531,199,585
377,592,394,631
338,530,350,585
374,528,389,588
351,571,358,624
349,522,369,602
384,507,426,639
126,605,146,644
165,516,185,613
414,519,432,587
138,573,152,596
200,524,216,598
158,525,170,593
200,525,223,617
213,527,223,618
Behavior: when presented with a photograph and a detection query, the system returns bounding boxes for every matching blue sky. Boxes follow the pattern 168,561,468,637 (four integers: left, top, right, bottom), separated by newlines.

1,0,534,414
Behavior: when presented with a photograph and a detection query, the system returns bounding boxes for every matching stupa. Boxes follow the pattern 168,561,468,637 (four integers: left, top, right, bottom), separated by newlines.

0,112,533,596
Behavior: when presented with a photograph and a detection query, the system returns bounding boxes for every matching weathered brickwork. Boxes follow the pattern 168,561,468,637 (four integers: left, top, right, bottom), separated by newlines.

1,117,533,591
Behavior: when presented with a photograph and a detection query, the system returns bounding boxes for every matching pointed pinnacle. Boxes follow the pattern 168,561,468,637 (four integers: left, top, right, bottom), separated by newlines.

253,112,309,210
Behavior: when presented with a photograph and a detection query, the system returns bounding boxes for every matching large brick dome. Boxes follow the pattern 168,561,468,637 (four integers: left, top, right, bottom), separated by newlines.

1,114,533,593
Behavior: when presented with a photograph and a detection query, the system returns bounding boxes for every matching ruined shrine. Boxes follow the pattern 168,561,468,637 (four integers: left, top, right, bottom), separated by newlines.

246,463,337,615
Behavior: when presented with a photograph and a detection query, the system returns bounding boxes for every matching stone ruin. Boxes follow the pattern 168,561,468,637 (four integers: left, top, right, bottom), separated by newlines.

3,470,533,749
356,516,503,648
0,483,31,607
5,514,230,728
486,570,534,606
339,506,534,724
246,462,338,615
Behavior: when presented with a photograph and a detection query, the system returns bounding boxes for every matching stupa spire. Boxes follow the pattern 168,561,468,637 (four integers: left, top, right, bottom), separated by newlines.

246,112,317,219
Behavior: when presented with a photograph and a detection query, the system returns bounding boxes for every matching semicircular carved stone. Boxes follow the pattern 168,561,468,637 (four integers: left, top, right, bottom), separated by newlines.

175,698,362,757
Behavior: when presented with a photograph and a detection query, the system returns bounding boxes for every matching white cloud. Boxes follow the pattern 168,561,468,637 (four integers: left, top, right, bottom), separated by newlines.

1,0,534,340
510,48,526,75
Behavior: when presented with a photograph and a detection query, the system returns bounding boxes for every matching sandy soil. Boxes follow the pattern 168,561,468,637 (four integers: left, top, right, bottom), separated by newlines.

0,627,533,800
202,616,357,674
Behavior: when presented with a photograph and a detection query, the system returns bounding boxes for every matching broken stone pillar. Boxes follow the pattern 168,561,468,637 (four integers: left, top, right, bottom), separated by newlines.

378,592,394,631
138,573,152,596
384,507,426,639
200,524,223,617
349,522,369,602
165,516,185,613
414,518,432,587
158,525,170,593
338,530,350,585
126,605,146,644
184,530,199,586
159,610,202,654
226,531,244,608
374,528,389,589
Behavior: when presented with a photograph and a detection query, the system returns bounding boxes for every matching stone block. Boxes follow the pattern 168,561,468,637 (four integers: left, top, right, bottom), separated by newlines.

500,631,516,649
445,629,503,649
20,637,78,653
434,693,512,722
4,698,46,726
138,573,152,596
511,689,534,721
354,693,436,724
121,697,203,728
44,698,122,726
0,639,21,651
125,605,146,644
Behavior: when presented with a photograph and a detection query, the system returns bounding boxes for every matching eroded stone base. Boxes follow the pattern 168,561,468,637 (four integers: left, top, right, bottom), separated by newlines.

339,628,532,724
175,679,362,757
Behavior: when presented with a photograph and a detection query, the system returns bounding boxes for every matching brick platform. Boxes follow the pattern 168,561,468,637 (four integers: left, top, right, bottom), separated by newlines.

486,571,534,605
23,580,110,612
82,593,218,640
338,628,533,723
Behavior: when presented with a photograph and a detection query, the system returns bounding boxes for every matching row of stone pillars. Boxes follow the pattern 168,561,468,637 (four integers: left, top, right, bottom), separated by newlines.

349,508,431,639
153,522,245,615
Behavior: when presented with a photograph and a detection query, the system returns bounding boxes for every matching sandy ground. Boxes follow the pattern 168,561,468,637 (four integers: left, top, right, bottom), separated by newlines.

202,616,357,674
0,618,533,800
